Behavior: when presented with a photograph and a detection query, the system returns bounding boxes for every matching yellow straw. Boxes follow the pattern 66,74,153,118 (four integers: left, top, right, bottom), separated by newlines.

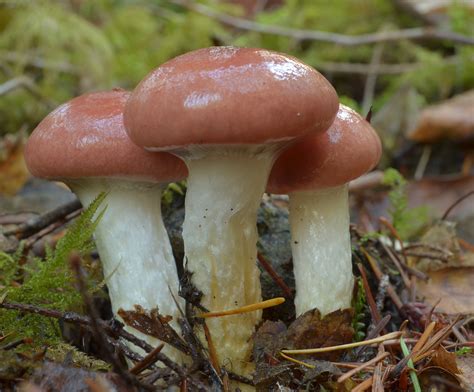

282,331,402,355
199,297,285,318
280,352,315,369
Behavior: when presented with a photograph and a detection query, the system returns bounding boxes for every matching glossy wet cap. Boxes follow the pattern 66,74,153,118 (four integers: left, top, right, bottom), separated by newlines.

124,46,339,149
25,89,187,182
268,105,382,194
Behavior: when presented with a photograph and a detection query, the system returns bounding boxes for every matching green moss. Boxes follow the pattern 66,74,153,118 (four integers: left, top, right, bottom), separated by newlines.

382,168,429,240
1,0,473,138
351,277,367,342
0,193,106,346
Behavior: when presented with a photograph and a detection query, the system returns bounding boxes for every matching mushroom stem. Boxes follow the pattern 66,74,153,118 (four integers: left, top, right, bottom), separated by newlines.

180,147,276,375
289,184,354,316
70,179,184,360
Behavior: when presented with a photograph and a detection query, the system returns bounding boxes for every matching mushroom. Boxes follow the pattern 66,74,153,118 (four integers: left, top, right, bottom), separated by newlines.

268,105,382,317
124,46,339,374
24,90,187,359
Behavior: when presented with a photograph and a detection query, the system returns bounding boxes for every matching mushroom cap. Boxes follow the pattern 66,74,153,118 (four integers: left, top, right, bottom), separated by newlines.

124,46,339,149
25,89,187,182
267,105,382,194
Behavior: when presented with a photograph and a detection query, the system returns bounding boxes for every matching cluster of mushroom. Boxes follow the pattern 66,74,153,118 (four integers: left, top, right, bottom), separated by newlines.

25,46,381,377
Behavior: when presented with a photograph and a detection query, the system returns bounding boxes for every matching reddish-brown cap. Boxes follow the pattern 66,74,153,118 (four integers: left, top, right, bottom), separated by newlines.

25,90,187,182
268,105,382,194
124,46,338,149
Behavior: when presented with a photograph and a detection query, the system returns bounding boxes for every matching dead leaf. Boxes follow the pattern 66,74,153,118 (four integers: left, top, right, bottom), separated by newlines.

456,354,474,390
0,134,29,196
301,360,342,383
407,176,474,221
431,346,460,374
407,90,474,143
409,221,474,272
29,361,131,392
254,320,291,388
18,383,45,392
418,366,463,392
417,267,474,314
285,308,354,362
118,305,189,354
254,320,287,362
253,314,352,390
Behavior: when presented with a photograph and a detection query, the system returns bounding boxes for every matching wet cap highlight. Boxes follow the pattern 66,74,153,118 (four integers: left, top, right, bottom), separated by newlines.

25,89,187,182
124,46,339,149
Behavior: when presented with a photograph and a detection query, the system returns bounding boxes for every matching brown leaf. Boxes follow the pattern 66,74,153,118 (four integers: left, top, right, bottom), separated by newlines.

253,312,354,389
410,221,474,272
431,346,460,374
0,134,29,196
30,361,131,392
418,366,462,392
254,320,287,362
118,305,189,354
456,354,474,390
407,90,474,143
417,267,474,314
18,383,44,392
301,360,342,383
253,320,291,388
285,308,354,361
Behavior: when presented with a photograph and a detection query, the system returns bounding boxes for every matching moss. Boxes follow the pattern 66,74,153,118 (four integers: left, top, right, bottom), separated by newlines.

0,193,106,346
382,168,430,240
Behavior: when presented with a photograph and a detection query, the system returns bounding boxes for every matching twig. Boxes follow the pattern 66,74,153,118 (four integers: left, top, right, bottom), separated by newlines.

282,331,402,355
0,76,56,107
352,377,373,392
1,337,31,350
0,212,37,225
69,253,150,391
442,190,474,220
412,321,436,355
349,171,384,192
0,298,187,379
2,52,78,73
226,371,254,386
414,145,431,180
362,40,384,114
360,247,403,310
130,343,165,375
357,263,381,325
317,55,465,75
378,217,405,252
172,0,474,45
257,253,294,298
380,243,411,288
403,250,451,263
4,198,82,239
354,315,392,358
337,351,389,383
202,321,221,376
332,361,376,370
390,0,439,26
404,242,452,255
23,209,82,250
372,346,385,392
375,275,389,315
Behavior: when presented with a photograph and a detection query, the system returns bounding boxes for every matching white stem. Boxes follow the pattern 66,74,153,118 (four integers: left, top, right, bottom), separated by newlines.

182,149,275,375
289,185,353,316
71,179,184,361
